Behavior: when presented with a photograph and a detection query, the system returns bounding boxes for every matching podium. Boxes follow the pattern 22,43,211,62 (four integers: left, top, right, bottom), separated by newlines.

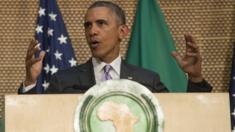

5,93,230,132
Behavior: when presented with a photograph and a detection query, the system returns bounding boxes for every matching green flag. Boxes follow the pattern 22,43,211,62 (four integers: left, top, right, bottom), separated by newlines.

126,0,187,92
0,118,4,132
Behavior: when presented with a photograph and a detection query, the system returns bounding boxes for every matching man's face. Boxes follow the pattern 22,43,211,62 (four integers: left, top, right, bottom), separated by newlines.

84,7,124,63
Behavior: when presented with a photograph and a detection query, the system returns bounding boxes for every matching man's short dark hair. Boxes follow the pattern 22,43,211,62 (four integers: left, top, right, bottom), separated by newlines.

88,1,126,25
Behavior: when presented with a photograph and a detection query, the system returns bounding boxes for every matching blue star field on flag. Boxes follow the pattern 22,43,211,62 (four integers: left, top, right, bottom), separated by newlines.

35,0,77,93
230,44,235,131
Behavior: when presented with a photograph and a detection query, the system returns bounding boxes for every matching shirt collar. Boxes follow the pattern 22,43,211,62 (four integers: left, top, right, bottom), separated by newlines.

92,55,121,75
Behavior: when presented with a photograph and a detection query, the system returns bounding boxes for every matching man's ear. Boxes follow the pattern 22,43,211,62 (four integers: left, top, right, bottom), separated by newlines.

119,25,130,39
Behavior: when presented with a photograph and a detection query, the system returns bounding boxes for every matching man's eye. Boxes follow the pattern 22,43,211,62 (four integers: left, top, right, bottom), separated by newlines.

84,22,91,29
97,20,107,26
97,21,104,25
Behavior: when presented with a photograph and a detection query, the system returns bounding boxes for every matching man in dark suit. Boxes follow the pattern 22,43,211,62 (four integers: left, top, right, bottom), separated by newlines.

19,1,212,94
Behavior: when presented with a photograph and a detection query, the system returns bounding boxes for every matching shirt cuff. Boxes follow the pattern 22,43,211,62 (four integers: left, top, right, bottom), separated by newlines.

22,81,37,93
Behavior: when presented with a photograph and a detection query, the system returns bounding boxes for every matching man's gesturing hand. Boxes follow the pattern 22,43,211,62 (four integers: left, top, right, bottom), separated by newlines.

25,40,45,86
171,34,203,83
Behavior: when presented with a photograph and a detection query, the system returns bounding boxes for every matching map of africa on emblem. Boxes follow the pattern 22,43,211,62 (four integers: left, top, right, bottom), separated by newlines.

74,79,164,132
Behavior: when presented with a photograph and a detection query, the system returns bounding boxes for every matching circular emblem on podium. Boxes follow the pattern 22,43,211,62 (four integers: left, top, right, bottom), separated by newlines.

74,79,164,132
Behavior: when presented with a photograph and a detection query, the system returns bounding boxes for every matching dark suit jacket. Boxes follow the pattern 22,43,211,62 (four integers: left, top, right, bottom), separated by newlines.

18,59,212,94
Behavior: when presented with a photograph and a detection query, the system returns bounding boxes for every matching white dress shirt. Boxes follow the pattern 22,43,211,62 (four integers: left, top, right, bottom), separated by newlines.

92,55,121,84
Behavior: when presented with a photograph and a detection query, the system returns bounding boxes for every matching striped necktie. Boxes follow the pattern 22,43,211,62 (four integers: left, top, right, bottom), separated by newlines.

103,65,112,80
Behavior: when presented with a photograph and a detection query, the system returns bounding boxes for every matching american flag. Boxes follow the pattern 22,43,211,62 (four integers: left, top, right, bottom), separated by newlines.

230,44,235,131
35,0,76,93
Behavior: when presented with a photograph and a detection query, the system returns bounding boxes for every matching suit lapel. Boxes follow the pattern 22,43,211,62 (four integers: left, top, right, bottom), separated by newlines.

77,59,96,89
120,60,134,81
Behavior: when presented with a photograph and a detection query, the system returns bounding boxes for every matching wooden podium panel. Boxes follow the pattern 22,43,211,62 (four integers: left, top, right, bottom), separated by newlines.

5,93,230,132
